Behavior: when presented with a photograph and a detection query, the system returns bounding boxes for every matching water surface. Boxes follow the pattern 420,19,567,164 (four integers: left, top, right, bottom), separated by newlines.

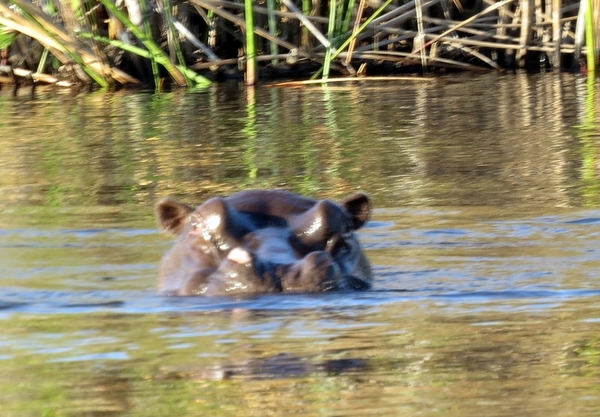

1,72,600,416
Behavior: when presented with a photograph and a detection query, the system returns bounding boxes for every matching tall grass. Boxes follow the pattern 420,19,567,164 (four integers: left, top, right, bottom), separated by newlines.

584,0,596,74
244,0,257,85
0,0,596,89
312,0,394,80
1,0,211,89
266,0,278,65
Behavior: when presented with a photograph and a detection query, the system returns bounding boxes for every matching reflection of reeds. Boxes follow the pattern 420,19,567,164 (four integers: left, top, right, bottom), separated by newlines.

0,0,597,89
0,72,594,206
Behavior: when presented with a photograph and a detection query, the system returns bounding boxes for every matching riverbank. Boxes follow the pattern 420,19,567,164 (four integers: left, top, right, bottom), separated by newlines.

0,0,598,90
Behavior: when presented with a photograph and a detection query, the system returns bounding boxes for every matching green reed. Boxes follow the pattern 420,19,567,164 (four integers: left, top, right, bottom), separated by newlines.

313,0,394,80
139,0,161,89
3,0,592,89
0,0,109,86
0,23,17,50
100,0,205,87
322,0,337,79
585,0,596,74
266,0,279,64
244,0,257,84
0,0,211,89
322,0,358,79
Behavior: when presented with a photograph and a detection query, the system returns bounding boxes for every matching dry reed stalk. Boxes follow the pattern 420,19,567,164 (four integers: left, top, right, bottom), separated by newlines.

420,33,575,53
355,38,504,71
189,0,302,54
7,0,82,52
574,0,586,62
0,2,139,85
101,0,189,86
337,49,492,71
357,22,527,54
193,0,330,24
550,0,561,68
363,0,441,40
516,0,534,63
345,0,367,64
414,0,428,70
0,15,69,63
370,0,439,27
445,41,505,70
281,0,331,51
312,0,441,55
9,0,102,85
439,0,458,40
1,0,592,85
535,0,543,39
324,0,394,61
268,75,436,86
408,0,514,57
422,16,517,42
0,65,74,86
190,54,297,69
173,20,221,63
354,25,444,52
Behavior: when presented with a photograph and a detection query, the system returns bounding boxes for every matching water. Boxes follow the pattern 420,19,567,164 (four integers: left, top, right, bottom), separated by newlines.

1,72,600,416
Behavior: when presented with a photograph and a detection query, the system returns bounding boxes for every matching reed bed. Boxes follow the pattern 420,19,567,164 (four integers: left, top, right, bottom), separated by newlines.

0,0,598,90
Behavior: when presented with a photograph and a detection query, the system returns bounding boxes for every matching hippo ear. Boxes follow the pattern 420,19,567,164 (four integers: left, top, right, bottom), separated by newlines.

156,198,195,235
341,193,371,230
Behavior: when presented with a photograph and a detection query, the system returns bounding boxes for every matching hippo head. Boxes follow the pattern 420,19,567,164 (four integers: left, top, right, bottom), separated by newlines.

156,190,372,296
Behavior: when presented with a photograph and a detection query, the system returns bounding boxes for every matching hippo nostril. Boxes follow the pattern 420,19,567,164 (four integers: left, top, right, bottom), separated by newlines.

227,247,253,265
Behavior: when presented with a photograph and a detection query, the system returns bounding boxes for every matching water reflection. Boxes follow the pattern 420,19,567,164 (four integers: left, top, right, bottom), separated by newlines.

0,72,598,208
1,73,600,416
0,296,599,416
580,75,600,205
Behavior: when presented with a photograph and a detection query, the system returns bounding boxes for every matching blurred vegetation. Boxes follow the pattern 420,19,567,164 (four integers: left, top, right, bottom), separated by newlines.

0,0,598,90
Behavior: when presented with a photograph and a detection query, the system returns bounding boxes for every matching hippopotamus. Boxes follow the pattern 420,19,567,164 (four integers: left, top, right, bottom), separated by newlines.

156,190,372,296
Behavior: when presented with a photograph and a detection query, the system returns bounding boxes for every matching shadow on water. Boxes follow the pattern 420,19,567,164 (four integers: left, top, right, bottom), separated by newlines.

1,72,600,416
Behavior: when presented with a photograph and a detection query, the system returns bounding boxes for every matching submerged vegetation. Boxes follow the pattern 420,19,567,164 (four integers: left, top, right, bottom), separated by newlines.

0,0,598,90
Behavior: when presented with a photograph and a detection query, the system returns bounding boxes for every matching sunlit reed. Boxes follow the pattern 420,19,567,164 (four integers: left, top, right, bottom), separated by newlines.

0,0,597,90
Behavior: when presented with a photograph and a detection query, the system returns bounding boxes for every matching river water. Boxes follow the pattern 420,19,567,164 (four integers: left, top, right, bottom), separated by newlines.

1,72,600,416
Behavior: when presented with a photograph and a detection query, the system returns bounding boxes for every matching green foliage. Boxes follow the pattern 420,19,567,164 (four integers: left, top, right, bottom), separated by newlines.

0,0,111,87
0,0,211,89
244,0,257,84
314,0,394,80
585,0,596,74
0,24,18,49
99,0,210,88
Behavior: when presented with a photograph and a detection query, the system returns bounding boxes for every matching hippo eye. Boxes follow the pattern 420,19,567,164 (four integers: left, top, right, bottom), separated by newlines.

327,232,354,255
325,233,344,253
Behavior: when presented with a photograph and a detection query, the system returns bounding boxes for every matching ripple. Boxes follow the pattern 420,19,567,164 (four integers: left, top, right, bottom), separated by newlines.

1,285,600,317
